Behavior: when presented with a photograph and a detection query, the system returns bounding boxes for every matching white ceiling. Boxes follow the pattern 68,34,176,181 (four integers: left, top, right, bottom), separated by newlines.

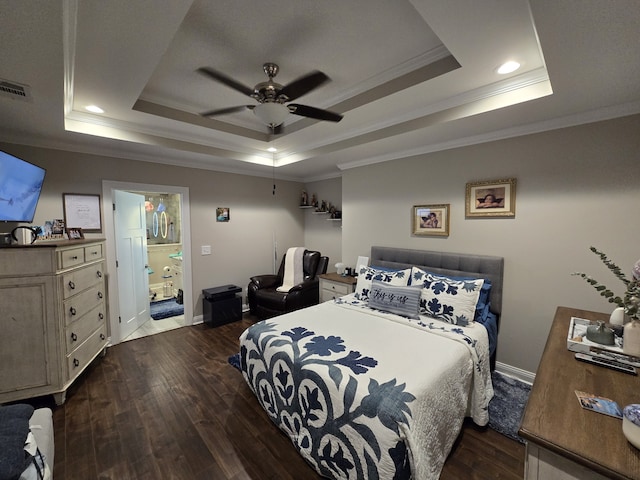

1,0,639,182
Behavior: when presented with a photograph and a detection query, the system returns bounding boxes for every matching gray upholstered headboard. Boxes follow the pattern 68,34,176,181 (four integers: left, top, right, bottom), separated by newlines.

369,246,504,318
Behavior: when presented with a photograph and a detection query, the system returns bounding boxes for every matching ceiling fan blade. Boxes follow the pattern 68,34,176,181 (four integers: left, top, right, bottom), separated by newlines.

288,104,343,122
279,71,330,101
200,105,253,117
196,67,255,97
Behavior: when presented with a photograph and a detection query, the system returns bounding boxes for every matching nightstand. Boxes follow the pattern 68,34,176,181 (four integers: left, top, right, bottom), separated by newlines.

319,273,357,302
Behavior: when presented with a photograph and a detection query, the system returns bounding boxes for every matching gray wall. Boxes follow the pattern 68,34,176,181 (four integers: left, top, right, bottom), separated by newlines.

0,144,307,316
303,177,342,272
342,114,640,374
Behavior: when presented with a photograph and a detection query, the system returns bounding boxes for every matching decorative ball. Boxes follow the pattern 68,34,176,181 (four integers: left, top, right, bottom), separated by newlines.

623,404,640,449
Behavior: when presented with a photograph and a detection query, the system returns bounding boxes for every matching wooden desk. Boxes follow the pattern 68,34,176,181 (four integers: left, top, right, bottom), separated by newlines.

519,306,640,480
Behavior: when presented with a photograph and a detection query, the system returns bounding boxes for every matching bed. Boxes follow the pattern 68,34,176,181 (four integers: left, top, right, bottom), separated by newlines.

239,246,504,479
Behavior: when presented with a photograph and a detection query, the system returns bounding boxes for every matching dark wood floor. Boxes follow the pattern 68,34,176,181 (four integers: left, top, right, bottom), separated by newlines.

32,314,524,479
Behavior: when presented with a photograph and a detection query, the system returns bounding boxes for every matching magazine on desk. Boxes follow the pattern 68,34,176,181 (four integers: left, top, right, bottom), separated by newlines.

575,390,623,419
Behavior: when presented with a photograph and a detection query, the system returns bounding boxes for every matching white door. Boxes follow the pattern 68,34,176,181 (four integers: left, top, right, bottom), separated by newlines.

114,190,150,340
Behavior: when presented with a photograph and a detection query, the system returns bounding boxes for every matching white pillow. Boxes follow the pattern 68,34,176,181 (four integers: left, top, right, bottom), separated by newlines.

354,266,411,301
410,267,484,326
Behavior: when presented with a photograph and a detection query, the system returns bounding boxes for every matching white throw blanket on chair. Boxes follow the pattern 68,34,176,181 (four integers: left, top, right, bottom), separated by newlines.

277,247,306,292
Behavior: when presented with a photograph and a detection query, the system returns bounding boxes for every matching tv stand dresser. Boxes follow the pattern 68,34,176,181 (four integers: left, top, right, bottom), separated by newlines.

0,239,108,405
519,306,640,480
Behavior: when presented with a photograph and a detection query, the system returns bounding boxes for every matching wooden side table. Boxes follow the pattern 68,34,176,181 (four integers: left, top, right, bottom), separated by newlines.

319,273,357,302
519,306,640,480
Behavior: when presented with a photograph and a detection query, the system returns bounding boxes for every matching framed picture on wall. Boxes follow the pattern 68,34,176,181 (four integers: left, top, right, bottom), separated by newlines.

63,193,103,232
216,207,230,222
465,178,517,218
412,204,450,237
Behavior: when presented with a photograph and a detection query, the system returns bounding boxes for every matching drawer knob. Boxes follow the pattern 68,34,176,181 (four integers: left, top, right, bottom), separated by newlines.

97,291,103,299
73,358,80,367
68,281,76,290
100,333,106,341
98,312,104,320
71,332,78,342
97,270,102,278
71,255,78,260
70,307,77,316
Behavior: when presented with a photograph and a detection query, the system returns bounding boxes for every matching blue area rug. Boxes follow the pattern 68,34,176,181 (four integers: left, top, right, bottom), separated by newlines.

228,353,530,443
489,371,531,443
150,298,184,320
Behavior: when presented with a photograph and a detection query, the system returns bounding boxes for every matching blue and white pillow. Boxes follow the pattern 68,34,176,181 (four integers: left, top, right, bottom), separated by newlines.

410,267,484,326
368,281,421,319
354,266,411,301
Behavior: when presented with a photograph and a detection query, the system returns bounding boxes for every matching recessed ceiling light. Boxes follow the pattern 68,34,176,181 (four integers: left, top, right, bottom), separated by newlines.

267,147,277,153
85,105,104,113
497,61,521,75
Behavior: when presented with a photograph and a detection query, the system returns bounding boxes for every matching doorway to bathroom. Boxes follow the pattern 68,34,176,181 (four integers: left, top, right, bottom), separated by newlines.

102,181,192,344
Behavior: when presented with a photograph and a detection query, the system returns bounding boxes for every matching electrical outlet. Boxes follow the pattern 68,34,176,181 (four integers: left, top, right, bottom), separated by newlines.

201,245,211,255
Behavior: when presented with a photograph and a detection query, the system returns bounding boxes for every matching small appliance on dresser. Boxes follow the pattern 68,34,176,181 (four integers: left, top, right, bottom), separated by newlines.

0,239,109,405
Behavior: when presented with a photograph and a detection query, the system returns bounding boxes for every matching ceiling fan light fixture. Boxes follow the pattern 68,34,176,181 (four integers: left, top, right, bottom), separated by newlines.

253,102,289,127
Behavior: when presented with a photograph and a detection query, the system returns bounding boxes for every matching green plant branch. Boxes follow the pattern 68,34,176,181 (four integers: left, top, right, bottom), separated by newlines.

572,247,639,321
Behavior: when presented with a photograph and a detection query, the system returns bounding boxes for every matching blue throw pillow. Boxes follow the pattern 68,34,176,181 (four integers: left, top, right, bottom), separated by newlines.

368,281,421,319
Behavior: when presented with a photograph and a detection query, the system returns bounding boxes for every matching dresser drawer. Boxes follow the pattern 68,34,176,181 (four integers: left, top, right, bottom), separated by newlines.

322,280,350,295
65,304,106,354
84,244,103,261
59,247,85,269
66,324,108,380
63,284,105,325
61,262,105,299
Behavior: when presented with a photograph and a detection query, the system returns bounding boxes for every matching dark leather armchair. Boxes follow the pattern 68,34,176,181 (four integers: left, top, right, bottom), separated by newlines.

248,250,329,319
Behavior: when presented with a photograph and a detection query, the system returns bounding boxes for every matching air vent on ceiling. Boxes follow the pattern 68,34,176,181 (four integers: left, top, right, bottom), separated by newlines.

0,79,33,102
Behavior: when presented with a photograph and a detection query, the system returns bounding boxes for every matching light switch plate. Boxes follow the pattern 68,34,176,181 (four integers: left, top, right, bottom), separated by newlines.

201,245,211,255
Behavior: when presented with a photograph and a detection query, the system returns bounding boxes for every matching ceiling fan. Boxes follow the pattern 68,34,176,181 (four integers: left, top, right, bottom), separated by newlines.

197,63,343,133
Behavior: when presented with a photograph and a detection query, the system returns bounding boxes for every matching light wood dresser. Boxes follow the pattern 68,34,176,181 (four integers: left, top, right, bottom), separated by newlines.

0,239,108,405
519,306,640,480
319,272,357,302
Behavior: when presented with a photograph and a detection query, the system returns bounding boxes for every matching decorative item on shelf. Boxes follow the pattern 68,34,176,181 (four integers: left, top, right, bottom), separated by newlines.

586,321,615,345
311,193,318,208
300,190,308,206
623,404,640,449
317,200,328,213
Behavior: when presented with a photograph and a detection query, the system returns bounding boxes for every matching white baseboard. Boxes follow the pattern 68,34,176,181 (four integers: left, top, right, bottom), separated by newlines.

495,361,535,385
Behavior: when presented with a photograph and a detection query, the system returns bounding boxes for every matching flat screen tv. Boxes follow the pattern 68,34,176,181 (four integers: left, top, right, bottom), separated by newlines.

0,150,46,223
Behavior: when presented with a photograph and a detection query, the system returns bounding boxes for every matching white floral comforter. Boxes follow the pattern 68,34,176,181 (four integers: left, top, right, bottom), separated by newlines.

239,295,493,480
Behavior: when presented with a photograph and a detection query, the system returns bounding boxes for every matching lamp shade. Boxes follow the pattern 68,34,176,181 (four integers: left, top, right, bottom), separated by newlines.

253,102,289,127
335,262,346,275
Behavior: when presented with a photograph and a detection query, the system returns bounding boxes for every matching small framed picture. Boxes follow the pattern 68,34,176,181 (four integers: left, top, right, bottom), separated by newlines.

66,227,84,240
216,207,230,222
412,204,450,237
465,178,516,218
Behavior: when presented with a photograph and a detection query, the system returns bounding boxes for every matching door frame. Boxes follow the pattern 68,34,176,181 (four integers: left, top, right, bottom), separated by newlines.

102,180,192,344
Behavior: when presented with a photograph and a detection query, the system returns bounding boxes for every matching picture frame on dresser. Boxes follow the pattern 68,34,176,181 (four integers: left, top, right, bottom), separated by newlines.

63,193,103,232
66,227,84,240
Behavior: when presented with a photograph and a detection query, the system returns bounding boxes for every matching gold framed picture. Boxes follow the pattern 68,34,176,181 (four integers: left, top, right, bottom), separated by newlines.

412,204,450,237
465,178,516,218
